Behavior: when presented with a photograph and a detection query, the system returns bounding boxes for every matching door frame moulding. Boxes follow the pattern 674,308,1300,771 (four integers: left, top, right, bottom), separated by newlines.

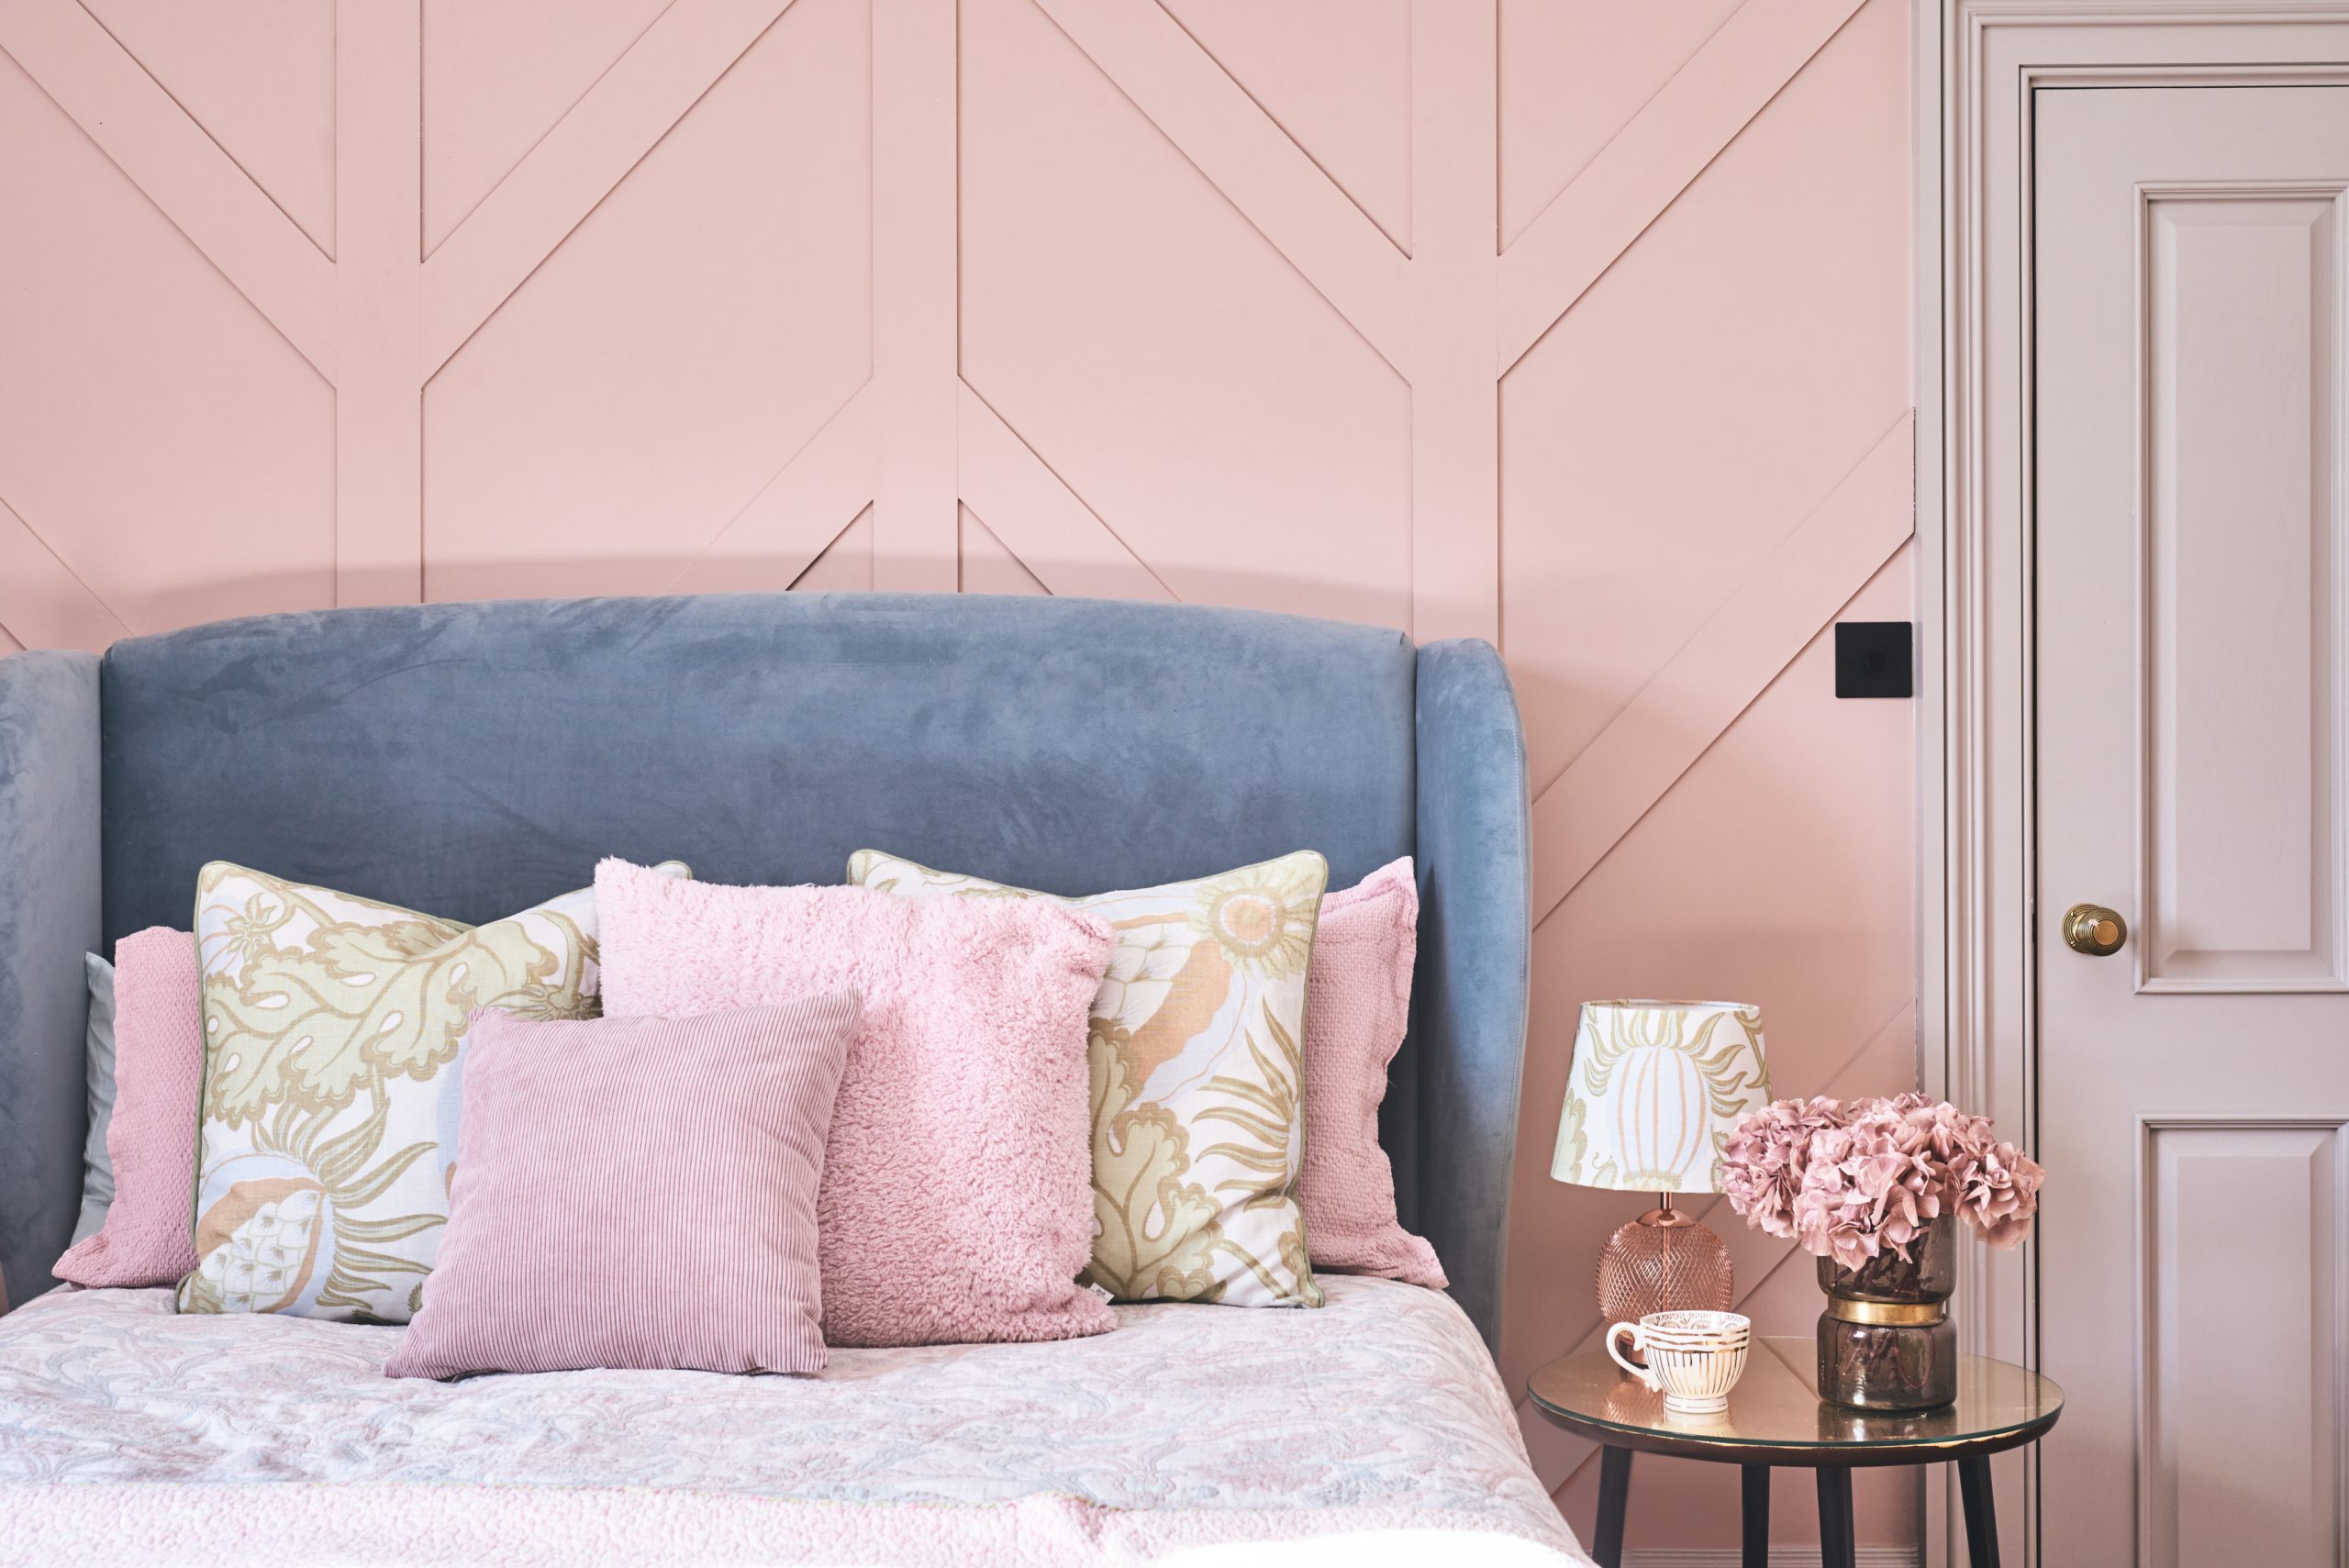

1916,3,2349,1563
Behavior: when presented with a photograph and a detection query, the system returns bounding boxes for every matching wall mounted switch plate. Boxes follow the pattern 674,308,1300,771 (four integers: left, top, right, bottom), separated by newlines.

1834,621,1912,698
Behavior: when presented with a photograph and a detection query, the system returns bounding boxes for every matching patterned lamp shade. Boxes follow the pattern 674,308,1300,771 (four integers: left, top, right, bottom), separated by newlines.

1550,999,1771,1195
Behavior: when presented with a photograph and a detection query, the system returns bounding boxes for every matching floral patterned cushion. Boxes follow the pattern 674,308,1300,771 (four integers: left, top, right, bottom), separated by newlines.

849,849,1329,1308
177,861,686,1323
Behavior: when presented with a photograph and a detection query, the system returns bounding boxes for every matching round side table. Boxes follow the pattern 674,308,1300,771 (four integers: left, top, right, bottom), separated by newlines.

1527,1336,2062,1568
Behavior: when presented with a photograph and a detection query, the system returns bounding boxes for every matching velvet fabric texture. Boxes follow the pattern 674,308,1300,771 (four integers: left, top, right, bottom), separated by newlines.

0,649,101,1311
1304,860,1446,1288
98,595,1415,941
53,929,201,1289
386,998,858,1381
1406,639,1533,1346
72,954,117,1245
594,859,1117,1348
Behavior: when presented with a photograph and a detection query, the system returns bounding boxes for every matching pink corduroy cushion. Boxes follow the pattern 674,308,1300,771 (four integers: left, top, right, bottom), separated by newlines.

594,859,1117,1348
1302,859,1447,1288
385,996,859,1380
53,929,201,1289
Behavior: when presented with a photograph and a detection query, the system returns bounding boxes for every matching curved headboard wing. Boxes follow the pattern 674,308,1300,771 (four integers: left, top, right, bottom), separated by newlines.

0,651,102,1313
1404,639,1532,1353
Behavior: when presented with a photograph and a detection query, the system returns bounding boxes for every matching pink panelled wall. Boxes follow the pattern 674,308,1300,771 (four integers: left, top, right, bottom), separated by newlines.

0,0,1916,1551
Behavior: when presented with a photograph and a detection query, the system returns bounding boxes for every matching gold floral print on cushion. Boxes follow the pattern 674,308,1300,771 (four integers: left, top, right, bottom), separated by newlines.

186,1173,326,1315
178,860,688,1323
850,848,1329,1308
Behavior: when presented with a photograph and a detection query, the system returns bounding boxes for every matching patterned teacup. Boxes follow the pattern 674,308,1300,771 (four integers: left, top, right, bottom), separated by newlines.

1605,1309,1751,1415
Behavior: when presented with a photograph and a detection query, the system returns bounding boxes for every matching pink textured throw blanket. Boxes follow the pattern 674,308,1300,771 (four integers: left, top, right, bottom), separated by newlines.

4,1485,1586,1566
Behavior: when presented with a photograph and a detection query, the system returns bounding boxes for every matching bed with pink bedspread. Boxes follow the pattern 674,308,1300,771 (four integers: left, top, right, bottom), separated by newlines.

0,1274,1587,1567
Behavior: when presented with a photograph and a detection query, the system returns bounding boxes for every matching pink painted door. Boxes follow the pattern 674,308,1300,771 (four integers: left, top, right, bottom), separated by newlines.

2035,85,2349,1568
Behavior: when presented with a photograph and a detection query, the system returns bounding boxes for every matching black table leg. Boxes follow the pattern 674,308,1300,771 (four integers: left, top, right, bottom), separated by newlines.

1593,1446,1632,1568
1957,1453,2000,1568
1741,1464,1770,1568
1816,1465,1856,1568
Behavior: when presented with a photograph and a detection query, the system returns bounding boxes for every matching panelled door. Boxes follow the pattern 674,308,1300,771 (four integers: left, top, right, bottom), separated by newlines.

2036,86,2349,1567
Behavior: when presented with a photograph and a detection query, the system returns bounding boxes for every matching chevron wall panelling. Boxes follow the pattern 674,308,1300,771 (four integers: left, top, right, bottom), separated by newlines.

0,0,1917,1552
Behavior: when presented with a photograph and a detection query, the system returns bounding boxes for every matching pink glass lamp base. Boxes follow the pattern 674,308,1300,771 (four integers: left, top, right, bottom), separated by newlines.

1597,1202,1734,1362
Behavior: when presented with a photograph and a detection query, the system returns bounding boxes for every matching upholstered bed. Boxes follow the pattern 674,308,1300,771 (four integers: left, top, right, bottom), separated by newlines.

1,1277,1580,1564
0,593,1574,1564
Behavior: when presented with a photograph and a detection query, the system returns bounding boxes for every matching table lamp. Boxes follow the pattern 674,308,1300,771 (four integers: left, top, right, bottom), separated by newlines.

1550,999,1772,1331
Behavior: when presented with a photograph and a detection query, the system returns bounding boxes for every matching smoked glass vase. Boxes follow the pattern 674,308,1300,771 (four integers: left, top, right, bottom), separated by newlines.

1817,1215,1957,1411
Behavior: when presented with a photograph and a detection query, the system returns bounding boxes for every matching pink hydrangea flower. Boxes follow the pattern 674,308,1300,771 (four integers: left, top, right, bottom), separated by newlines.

1721,1096,1842,1240
1954,1139,2044,1250
1720,1093,2043,1265
1790,1110,1942,1270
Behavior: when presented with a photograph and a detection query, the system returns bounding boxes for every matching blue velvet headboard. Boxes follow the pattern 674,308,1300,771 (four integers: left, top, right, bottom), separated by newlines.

0,593,1530,1349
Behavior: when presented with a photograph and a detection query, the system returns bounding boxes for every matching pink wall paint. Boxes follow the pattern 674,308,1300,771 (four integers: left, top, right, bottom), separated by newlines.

0,0,1915,1551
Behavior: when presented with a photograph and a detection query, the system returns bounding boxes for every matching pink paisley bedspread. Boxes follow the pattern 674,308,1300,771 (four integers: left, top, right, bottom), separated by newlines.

0,1273,1586,1567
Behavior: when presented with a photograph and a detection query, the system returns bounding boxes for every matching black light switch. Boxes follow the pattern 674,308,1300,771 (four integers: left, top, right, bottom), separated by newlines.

1834,621,1912,698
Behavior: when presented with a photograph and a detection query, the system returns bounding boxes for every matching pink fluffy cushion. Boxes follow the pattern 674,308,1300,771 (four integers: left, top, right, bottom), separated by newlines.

53,929,201,1289
1302,859,1446,1288
594,859,1117,1348
386,996,858,1380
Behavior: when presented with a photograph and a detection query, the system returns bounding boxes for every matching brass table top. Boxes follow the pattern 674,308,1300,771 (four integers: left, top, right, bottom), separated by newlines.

1526,1337,2064,1468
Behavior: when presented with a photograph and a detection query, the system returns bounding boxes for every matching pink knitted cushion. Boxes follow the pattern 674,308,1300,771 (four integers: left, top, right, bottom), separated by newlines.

385,997,859,1380
1302,859,1446,1288
595,859,1116,1348
53,929,201,1289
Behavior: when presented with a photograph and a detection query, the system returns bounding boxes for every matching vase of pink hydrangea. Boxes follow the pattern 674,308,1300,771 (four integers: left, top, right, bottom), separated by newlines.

1720,1093,2044,1411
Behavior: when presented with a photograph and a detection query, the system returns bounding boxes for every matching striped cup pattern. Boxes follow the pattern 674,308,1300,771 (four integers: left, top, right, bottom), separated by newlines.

1607,1309,1751,1414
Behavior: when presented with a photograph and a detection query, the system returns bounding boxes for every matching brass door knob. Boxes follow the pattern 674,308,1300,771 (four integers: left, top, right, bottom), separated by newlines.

2063,904,2127,956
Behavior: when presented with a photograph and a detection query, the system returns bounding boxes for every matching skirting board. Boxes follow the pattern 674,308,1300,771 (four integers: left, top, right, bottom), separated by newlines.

1622,1551,1919,1568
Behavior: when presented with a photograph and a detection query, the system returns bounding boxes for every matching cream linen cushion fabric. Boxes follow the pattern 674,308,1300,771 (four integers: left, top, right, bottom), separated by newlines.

850,848,1328,1307
178,860,686,1322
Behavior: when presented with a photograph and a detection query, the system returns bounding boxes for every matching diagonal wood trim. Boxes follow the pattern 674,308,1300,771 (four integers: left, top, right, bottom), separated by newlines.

418,0,796,379
669,381,878,594
957,381,1177,602
333,0,423,608
870,0,961,591
1405,0,1500,646
1027,0,1416,378
1495,0,1865,374
0,0,336,382
1517,1000,1920,1496
1528,412,1914,927
786,506,877,590
0,489,134,652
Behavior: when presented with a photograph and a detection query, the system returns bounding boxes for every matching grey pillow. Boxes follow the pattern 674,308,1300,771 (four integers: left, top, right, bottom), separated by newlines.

69,952,117,1246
